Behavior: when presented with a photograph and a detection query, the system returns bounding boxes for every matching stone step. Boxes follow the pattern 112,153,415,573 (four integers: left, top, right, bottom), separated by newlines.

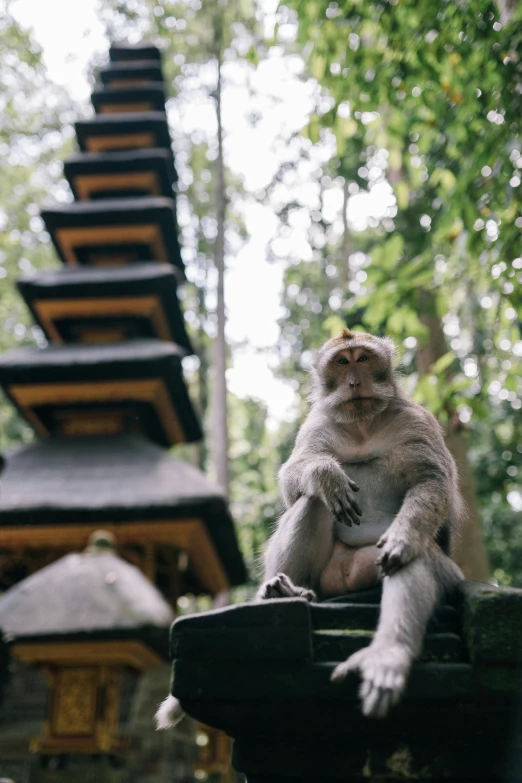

312,630,465,663
310,602,460,634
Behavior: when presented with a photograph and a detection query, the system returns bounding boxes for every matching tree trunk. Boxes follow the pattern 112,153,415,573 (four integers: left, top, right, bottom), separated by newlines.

416,296,490,582
212,40,229,497
341,178,352,286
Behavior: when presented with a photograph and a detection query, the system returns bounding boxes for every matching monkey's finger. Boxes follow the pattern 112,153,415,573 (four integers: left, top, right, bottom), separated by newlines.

390,680,405,706
348,479,360,492
361,685,385,718
335,496,356,526
330,662,350,683
375,689,394,719
330,498,346,521
337,495,362,525
333,502,352,526
380,553,404,576
376,535,387,549
340,504,360,527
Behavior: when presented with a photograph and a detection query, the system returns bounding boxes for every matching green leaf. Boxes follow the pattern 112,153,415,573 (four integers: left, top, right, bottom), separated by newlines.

430,352,456,375
395,180,410,210
323,314,347,336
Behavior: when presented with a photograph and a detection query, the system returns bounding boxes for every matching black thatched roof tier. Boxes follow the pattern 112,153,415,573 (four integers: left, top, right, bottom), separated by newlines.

17,263,193,352
0,545,174,639
63,149,177,201
75,111,171,154
0,339,201,445
91,84,166,114
109,42,161,62
0,435,247,587
40,196,182,272
99,61,164,87
169,585,522,781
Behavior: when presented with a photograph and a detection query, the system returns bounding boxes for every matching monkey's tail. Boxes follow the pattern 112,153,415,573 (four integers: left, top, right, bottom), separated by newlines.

155,693,185,730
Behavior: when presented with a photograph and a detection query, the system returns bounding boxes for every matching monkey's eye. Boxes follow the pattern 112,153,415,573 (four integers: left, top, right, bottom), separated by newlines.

356,355,368,362
337,356,349,365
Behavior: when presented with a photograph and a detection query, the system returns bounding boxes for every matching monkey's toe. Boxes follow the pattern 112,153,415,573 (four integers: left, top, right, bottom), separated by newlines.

257,574,316,602
331,644,409,718
361,683,395,719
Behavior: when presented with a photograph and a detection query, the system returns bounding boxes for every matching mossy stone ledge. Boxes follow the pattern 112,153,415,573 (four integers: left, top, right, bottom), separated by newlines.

169,582,522,781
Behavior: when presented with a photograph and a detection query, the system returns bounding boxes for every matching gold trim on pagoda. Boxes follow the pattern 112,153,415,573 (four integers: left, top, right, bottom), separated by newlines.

0,519,230,596
33,296,172,343
85,132,156,153
8,377,185,443
55,223,170,266
73,171,163,200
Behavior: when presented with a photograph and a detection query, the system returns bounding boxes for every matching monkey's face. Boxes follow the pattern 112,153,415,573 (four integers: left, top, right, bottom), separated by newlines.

313,336,396,423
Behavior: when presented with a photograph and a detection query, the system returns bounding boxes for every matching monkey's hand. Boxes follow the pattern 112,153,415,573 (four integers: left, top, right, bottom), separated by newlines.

312,466,362,527
376,527,426,575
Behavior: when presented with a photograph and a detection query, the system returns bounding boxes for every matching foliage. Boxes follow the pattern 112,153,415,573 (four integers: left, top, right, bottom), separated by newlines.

269,0,521,582
0,6,72,450
98,0,260,478
1,0,521,587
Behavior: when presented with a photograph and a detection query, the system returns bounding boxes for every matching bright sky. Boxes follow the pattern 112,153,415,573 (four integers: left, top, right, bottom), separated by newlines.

10,0,385,424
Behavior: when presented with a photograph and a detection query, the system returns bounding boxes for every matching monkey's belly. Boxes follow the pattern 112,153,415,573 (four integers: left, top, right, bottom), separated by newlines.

335,460,404,547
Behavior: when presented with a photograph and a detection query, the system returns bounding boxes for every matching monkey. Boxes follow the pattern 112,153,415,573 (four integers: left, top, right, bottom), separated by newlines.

155,328,465,729
257,328,465,719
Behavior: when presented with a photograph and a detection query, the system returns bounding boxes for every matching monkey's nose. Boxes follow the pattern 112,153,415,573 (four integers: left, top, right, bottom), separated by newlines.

349,380,361,388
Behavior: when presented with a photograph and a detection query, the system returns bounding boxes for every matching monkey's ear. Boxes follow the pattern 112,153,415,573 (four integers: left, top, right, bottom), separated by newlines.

378,336,399,364
310,349,322,370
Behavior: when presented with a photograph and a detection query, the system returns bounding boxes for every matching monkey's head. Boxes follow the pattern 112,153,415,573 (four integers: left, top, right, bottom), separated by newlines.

311,328,398,423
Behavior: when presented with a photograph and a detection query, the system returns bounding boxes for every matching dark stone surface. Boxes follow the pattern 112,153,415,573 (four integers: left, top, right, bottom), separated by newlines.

462,580,522,664
169,585,522,781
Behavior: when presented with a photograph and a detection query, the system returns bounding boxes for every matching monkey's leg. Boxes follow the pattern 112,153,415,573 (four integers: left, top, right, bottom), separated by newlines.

330,549,463,718
257,496,334,601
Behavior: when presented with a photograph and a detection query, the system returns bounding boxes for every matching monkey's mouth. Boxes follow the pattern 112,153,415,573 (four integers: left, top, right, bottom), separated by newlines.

344,396,374,404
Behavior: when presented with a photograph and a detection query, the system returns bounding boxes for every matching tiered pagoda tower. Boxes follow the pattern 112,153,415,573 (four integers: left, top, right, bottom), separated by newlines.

0,41,245,600
0,41,245,780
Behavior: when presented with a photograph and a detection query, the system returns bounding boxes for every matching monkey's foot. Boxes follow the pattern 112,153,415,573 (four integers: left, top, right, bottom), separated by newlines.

257,573,317,602
330,643,410,719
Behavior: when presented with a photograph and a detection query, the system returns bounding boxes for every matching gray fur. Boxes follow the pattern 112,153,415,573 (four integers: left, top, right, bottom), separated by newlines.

258,331,465,717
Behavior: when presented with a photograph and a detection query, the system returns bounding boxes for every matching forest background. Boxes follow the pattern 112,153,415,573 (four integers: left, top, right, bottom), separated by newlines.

0,0,521,593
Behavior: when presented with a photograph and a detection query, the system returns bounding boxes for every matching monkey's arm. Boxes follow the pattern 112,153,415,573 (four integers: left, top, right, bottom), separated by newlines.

278,417,361,527
377,408,459,574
